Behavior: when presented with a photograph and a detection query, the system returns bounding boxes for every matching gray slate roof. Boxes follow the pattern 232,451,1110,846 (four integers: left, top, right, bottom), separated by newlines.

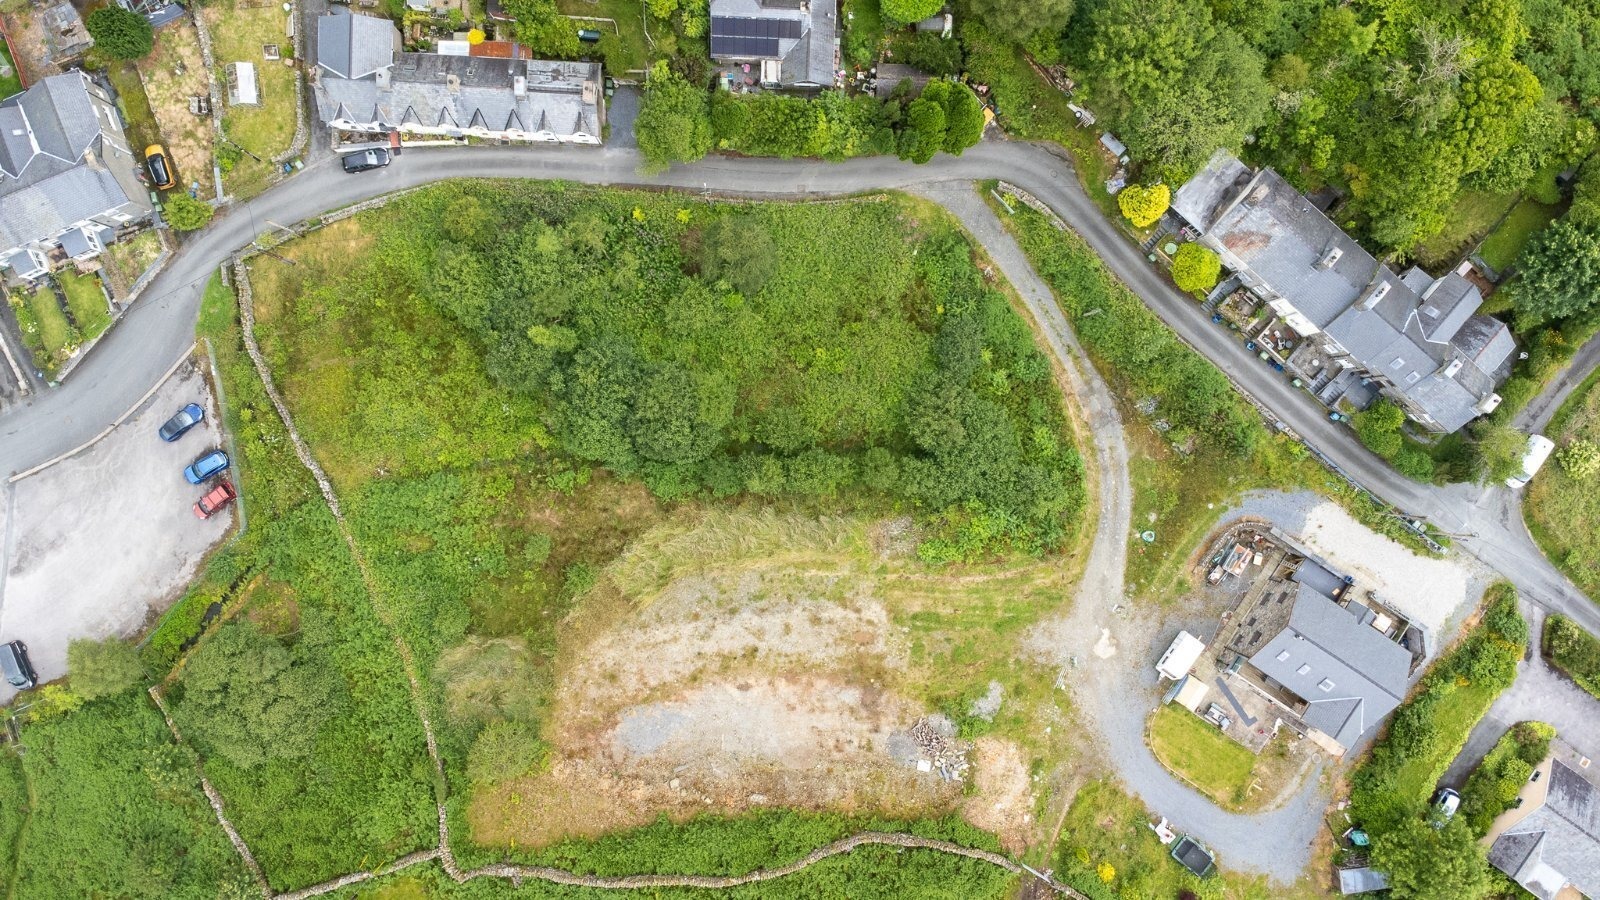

316,11,397,80
1173,149,1513,432
313,14,601,139
708,0,835,87
1249,588,1412,749
1338,866,1390,895
1490,760,1600,900
0,72,147,255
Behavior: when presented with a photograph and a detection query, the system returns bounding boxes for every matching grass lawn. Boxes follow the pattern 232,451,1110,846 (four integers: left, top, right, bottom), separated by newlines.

0,42,22,99
205,0,298,197
557,0,651,75
840,0,883,69
1478,196,1564,272
1412,190,1517,270
7,287,77,375
1146,704,1258,810
1525,364,1600,597
55,270,110,342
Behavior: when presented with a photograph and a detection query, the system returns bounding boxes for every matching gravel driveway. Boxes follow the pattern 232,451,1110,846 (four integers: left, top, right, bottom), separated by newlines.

0,363,232,702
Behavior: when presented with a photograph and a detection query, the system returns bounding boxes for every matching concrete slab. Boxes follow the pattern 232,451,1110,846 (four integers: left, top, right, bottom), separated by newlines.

0,362,231,701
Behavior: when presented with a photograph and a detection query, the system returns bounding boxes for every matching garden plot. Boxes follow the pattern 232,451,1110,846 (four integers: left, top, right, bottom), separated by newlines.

0,364,230,703
137,24,219,200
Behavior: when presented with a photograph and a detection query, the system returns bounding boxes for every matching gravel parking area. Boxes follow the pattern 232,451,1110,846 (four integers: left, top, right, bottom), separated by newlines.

1228,490,1493,640
0,363,232,701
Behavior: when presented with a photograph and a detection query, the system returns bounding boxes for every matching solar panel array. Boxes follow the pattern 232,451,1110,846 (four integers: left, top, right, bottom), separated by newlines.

709,16,801,57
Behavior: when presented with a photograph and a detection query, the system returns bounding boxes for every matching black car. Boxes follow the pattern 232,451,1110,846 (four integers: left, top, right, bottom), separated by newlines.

158,402,205,442
0,641,36,690
342,148,391,173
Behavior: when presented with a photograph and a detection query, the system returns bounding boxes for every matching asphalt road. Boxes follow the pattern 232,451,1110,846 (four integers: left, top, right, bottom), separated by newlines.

1515,332,1600,434
1,138,1595,636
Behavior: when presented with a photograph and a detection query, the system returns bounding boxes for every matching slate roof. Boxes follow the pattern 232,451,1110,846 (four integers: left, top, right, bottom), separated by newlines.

316,11,397,80
1291,561,1346,600
1249,587,1412,749
313,20,603,140
1173,149,1513,432
708,0,835,87
1490,760,1600,900
1337,866,1390,895
0,72,147,256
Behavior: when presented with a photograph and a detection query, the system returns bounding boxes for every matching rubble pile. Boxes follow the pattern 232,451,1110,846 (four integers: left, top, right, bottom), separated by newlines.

908,717,970,782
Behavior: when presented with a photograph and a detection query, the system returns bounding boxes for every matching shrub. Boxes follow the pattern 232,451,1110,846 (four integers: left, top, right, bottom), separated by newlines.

1170,242,1220,293
65,638,144,700
466,721,548,784
1117,183,1169,228
164,194,214,231
880,0,942,24
1557,438,1600,479
1353,399,1406,459
85,7,153,59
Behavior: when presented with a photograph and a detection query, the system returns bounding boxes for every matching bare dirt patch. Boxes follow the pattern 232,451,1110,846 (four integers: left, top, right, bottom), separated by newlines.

137,24,218,200
2,9,57,84
962,737,1035,852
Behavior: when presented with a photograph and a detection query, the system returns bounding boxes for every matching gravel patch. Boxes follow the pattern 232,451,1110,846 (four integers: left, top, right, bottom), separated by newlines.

969,681,1004,721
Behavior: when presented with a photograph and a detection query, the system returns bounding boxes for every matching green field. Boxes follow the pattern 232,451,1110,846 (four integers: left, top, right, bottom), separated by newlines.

1146,704,1258,810
1526,365,1600,597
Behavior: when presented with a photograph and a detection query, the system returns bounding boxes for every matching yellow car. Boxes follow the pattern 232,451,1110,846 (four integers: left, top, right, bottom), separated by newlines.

144,144,176,190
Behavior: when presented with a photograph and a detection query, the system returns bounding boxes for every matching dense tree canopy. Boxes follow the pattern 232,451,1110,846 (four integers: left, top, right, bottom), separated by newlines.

85,7,153,59
1371,816,1492,900
1507,219,1600,325
966,0,1074,43
66,638,144,701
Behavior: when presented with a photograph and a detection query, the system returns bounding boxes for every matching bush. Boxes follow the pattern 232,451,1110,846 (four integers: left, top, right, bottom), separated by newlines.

636,61,712,172
1117,183,1169,228
1170,242,1220,293
1353,399,1406,459
164,194,214,231
65,638,144,701
466,721,547,784
880,0,942,24
1558,438,1600,478
1545,613,1600,698
85,7,153,59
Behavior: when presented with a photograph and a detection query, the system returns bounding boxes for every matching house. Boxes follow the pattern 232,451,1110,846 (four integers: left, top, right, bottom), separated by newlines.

1242,582,1413,756
708,0,837,91
0,72,153,281
1172,150,1514,433
42,2,94,63
1487,743,1600,900
312,12,603,144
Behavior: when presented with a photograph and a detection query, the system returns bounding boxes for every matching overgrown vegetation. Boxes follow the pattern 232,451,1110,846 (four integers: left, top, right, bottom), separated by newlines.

1544,613,1600,700
1348,583,1525,839
1526,361,1600,596
1458,721,1554,835
12,692,254,897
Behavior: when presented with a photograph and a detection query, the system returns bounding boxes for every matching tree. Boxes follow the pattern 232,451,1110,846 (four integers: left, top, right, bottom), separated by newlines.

177,623,340,768
935,81,985,154
502,0,578,57
1353,399,1406,459
1558,438,1600,479
1508,219,1600,325
1170,242,1220,292
880,0,942,25
1117,183,1169,228
1475,422,1530,485
164,194,214,231
1371,816,1491,900
466,721,548,784
967,0,1074,43
635,61,713,172
85,7,153,60
66,638,144,700
897,96,947,164
697,214,777,295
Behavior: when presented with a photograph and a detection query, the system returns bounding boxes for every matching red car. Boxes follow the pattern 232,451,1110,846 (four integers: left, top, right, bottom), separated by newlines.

193,480,237,519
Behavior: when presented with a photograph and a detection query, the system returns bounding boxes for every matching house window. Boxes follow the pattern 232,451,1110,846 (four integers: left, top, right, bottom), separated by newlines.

1406,372,1421,384
1389,359,1404,371
1296,664,1311,675
1275,650,1292,662
1317,679,1335,692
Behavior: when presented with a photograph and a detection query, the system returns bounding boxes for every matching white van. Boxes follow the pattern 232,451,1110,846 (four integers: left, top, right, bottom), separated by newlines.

1505,434,1555,489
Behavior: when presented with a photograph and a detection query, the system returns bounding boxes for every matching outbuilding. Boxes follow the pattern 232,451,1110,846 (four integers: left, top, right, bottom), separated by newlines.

1155,630,1206,681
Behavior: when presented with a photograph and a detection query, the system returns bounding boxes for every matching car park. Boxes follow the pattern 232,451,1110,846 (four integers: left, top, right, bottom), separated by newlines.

145,144,177,190
193,480,237,519
0,641,37,689
342,148,390,174
183,450,230,484
158,403,205,442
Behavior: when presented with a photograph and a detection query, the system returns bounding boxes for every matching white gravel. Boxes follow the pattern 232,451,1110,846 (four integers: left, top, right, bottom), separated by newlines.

1230,490,1493,640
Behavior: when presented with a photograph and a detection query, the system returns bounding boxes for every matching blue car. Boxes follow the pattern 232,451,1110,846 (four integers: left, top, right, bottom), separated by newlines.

183,450,230,484
159,403,205,442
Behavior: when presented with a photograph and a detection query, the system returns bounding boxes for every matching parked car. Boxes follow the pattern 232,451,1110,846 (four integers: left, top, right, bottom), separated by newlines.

0,640,37,689
183,450,230,484
193,480,238,519
342,148,390,173
145,144,177,190
158,402,205,442
1432,788,1461,824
